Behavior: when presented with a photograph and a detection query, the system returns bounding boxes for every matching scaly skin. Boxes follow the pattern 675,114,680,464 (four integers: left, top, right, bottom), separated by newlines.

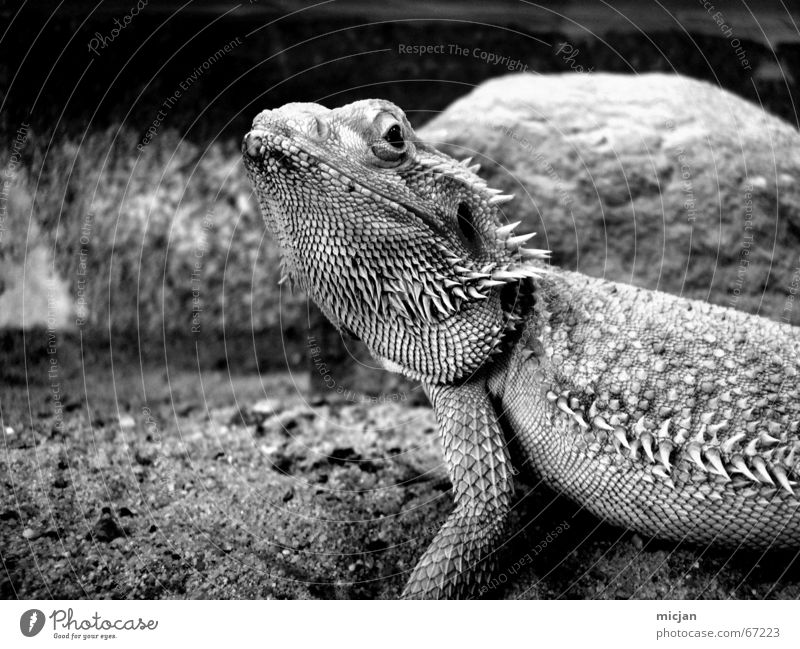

243,99,800,599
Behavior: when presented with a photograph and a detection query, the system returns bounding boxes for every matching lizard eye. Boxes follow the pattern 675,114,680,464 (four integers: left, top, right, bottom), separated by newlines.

371,120,407,166
384,124,404,148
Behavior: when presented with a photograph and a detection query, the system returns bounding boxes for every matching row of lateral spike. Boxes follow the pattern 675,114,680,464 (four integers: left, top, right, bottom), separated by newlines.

546,388,800,497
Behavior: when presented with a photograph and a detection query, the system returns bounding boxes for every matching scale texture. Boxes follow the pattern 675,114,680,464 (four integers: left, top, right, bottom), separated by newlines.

242,98,800,599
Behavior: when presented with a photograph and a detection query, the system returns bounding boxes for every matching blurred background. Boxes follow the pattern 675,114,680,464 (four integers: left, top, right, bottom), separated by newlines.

3,0,799,377
2,0,800,599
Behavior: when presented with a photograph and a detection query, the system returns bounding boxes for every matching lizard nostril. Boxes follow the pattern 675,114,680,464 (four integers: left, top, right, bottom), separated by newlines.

243,132,264,158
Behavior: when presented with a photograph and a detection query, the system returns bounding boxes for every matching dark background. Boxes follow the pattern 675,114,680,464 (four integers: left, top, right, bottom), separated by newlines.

3,0,799,139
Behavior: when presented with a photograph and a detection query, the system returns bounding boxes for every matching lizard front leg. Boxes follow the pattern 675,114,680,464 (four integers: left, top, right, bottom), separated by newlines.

402,380,515,599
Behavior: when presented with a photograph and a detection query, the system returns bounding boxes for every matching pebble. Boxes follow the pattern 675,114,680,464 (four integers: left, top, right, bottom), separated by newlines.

4,426,14,436
22,528,36,540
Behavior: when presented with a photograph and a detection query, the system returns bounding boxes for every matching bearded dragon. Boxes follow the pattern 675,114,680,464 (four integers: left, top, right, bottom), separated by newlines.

243,99,800,599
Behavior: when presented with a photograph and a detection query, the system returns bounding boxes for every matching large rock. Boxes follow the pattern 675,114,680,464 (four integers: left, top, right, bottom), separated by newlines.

422,73,800,321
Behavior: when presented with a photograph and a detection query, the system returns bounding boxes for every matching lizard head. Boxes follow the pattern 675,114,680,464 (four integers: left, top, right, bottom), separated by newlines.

243,98,548,383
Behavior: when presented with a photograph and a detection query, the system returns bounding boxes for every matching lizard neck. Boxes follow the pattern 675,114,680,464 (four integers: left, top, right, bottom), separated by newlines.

307,259,533,385
272,202,524,384
308,270,511,384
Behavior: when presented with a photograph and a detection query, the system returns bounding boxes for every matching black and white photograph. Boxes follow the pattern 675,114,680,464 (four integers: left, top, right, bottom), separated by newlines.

2,0,800,644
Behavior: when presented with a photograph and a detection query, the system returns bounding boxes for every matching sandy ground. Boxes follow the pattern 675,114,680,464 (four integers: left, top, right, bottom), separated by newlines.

3,364,800,600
